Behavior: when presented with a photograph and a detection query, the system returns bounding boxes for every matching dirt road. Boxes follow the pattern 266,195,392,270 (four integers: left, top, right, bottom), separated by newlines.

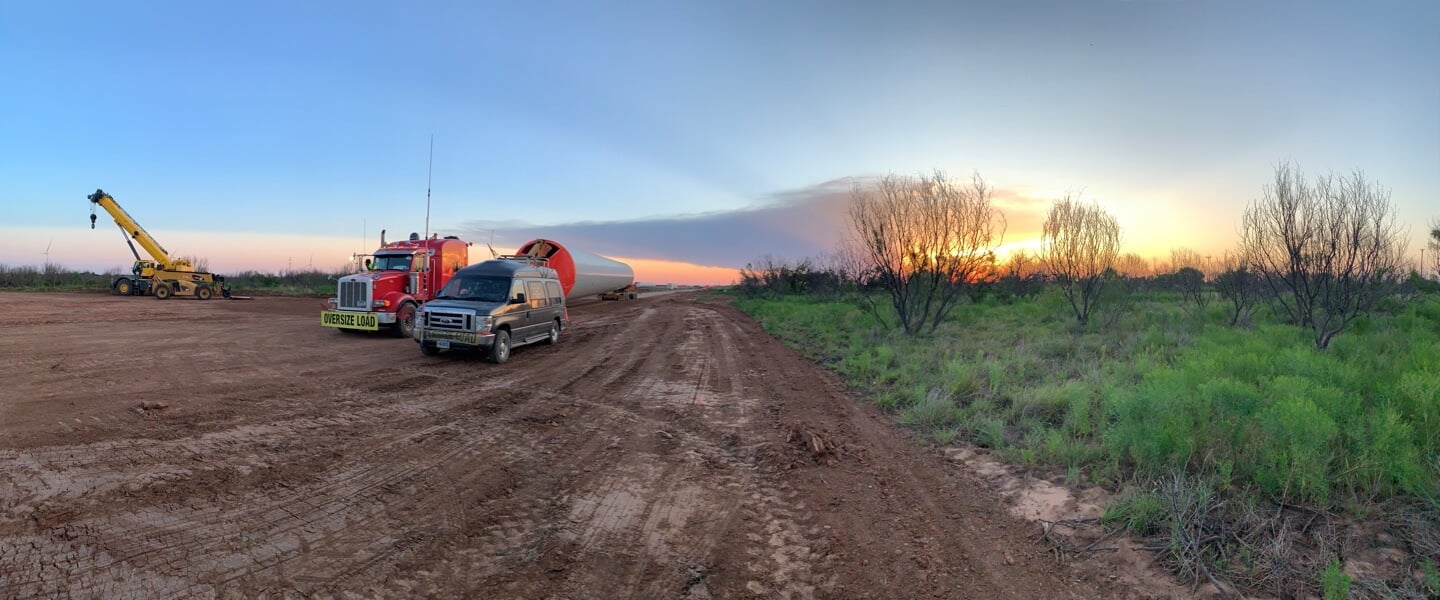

0,291,1145,598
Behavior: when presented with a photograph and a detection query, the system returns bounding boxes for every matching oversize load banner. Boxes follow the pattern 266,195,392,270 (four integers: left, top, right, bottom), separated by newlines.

321,311,380,331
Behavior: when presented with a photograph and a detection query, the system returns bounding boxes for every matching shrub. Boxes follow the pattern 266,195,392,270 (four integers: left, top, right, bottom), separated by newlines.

1320,560,1351,600
901,388,961,431
1103,489,1167,536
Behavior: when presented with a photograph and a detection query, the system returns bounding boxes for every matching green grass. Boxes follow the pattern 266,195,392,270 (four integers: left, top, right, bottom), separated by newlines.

736,287,1440,595
734,289,1440,508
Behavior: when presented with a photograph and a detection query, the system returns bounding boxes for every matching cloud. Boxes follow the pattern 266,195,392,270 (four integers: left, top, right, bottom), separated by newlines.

455,177,858,269
453,175,1057,270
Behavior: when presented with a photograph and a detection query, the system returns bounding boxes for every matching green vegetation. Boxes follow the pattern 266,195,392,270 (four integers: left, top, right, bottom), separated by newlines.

733,287,1440,596
0,263,116,291
1321,560,1352,600
0,263,340,296
224,270,338,296
738,290,1440,503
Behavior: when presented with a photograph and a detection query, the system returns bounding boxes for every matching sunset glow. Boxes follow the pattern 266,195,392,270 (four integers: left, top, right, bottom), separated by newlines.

611,256,739,287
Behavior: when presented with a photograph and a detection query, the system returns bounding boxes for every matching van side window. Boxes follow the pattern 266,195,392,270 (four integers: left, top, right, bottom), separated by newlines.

546,281,563,305
526,281,547,309
510,280,526,303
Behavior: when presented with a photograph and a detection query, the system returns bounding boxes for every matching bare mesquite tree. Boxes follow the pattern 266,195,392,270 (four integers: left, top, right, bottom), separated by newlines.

1429,218,1440,280
1114,252,1151,278
1168,247,1214,315
848,171,1005,335
1214,250,1260,326
1040,197,1121,324
1240,163,1407,349
1169,247,1216,278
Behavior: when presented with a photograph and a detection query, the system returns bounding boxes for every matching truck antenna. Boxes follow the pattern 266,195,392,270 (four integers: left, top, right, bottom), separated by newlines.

422,135,434,296
424,134,433,244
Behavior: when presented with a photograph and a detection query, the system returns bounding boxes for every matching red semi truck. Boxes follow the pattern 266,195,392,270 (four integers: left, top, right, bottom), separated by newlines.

322,232,470,337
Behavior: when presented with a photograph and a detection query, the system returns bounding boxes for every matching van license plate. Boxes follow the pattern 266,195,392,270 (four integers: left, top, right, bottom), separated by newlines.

436,340,451,349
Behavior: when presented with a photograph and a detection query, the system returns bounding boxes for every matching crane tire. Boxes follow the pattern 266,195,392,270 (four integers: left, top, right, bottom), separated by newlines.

196,286,213,301
114,278,134,296
154,283,172,300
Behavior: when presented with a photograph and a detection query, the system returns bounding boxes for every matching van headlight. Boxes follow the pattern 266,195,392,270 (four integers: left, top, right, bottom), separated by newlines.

478,316,493,332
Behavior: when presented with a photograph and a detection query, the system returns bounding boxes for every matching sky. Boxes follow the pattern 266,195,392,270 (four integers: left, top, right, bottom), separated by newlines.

2,1,1437,284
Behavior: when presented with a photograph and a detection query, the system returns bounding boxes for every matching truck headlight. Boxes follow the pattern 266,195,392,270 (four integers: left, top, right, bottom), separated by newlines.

479,316,493,332
373,299,390,308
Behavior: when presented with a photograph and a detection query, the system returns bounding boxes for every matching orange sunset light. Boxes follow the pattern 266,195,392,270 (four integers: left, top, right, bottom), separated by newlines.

609,256,739,287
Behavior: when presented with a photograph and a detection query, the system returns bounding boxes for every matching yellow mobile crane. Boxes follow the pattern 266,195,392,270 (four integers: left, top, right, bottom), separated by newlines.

88,189,231,299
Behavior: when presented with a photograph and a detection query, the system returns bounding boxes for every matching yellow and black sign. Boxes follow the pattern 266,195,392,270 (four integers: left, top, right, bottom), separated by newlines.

321,310,380,331
421,329,482,345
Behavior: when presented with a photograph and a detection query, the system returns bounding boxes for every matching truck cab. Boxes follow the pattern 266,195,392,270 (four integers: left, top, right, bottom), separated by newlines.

322,233,470,337
412,257,568,364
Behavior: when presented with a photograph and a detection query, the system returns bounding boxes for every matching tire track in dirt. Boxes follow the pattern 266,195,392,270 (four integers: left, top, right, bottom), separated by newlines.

1,292,1143,598
0,381,593,597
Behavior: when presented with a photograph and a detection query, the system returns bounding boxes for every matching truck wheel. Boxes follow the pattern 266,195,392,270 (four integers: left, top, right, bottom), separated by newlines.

114,278,134,296
420,342,441,356
544,320,560,345
488,330,510,364
154,283,172,300
196,286,213,301
394,302,416,338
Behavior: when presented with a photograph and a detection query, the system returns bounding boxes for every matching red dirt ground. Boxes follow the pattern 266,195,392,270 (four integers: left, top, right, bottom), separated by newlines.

0,291,1178,598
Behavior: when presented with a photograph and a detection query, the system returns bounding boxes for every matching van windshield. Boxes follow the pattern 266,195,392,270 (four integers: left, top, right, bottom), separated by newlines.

436,275,510,303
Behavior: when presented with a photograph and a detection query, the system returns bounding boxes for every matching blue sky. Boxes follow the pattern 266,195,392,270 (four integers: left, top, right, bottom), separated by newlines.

2,1,1437,279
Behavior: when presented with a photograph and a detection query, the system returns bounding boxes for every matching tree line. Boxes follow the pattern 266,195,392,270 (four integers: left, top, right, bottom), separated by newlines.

738,162,1436,349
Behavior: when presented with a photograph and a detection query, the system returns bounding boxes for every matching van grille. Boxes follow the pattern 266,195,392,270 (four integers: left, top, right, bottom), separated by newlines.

424,310,472,331
338,279,370,311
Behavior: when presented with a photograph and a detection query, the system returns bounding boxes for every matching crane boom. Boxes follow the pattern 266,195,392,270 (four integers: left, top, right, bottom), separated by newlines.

87,189,191,272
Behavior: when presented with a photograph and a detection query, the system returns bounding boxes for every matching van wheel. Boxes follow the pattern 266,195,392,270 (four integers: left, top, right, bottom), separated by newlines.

154,283,172,299
394,302,416,338
488,330,510,364
544,320,560,345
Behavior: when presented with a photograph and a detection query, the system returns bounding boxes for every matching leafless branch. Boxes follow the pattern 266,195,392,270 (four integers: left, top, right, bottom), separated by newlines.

847,170,1006,335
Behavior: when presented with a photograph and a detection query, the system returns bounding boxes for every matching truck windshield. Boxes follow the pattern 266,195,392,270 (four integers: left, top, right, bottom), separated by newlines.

372,255,412,271
436,275,510,303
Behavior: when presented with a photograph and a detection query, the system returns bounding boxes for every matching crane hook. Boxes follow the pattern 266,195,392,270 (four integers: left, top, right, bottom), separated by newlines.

90,211,96,229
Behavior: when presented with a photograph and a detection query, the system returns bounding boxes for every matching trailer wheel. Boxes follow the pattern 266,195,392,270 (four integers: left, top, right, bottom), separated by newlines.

196,285,213,301
113,278,134,296
488,330,510,364
153,282,172,300
544,320,560,345
393,302,416,338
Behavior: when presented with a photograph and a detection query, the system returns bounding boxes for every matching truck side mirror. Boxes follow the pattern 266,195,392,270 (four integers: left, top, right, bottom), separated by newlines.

511,293,526,304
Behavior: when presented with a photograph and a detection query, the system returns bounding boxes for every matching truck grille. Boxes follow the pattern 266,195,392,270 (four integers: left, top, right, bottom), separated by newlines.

338,279,371,311
423,309,473,331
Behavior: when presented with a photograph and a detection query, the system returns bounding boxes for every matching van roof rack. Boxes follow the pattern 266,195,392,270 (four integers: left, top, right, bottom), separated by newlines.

497,254,550,266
